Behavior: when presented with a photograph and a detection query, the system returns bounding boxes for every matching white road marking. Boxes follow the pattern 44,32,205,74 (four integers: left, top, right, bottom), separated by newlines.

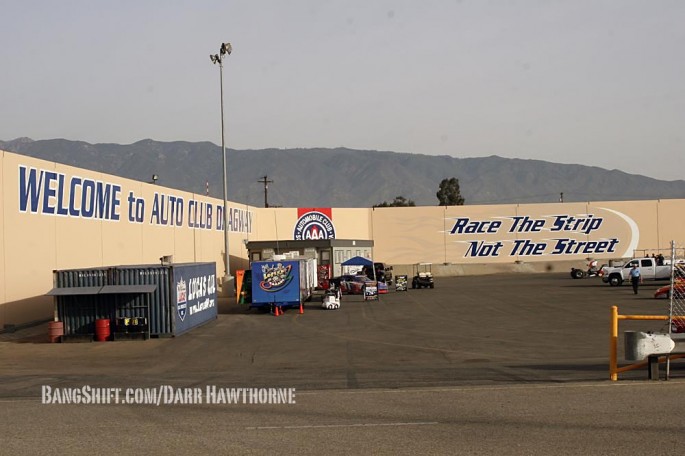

246,421,439,430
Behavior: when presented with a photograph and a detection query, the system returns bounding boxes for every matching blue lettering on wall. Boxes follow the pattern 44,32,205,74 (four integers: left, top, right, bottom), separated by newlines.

215,205,253,233
448,213,618,257
150,193,184,226
18,166,121,221
18,166,43,213
216,206,224,231
56,174,68,216
510,239,546,256
550,238,619,255
17,165,252,232
550,215,603,235
508,216,545,233
42,171,58,214
81,180,95,217
465,241,504,257
127,191,145,223
188,200,213,230
69,177,81,216
450,218,501,234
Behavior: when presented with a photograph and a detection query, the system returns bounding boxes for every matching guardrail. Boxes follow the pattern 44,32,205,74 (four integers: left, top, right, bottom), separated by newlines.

609,306,685,380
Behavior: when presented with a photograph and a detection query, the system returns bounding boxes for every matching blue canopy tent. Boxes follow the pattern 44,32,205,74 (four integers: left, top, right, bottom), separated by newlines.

341,256,372,267
340,256,382,300
341,256,376,281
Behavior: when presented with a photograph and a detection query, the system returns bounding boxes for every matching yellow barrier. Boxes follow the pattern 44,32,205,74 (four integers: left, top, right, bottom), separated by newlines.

609,306,685,381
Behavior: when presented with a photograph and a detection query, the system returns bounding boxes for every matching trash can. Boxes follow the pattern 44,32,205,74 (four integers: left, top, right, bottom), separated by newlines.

95,318,111,342
48,321,64,343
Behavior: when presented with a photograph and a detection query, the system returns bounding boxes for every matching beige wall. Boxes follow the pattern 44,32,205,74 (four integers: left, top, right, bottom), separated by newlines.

332,208,373,240
2,149,685,327
250,207,371,242
0,153,5,320
372,206,448,264
371,200,685,265
656,199,685,253
1,151,254,327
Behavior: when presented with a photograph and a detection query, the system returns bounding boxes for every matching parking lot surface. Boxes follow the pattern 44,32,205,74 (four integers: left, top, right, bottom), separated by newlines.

3,273,685,454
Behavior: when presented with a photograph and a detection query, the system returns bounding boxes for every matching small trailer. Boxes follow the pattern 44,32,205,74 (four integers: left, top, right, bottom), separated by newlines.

250,259,316,312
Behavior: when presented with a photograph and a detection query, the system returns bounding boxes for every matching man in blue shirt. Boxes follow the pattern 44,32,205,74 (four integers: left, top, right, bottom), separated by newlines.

630,264,642,295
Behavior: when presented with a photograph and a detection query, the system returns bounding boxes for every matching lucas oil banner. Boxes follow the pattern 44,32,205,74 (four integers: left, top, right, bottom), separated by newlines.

172,263,217,336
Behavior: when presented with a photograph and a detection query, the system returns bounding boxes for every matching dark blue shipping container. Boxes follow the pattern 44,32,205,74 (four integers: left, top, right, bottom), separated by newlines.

50,262,217,339
113,265,173,337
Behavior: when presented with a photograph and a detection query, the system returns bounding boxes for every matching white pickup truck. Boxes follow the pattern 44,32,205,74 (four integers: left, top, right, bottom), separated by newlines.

602,257,671,286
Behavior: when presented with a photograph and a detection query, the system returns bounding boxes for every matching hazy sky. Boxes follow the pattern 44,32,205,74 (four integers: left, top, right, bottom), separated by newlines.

2,1,683,181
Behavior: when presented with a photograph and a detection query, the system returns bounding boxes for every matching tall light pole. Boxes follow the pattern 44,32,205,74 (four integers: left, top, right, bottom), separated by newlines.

210,42,233,288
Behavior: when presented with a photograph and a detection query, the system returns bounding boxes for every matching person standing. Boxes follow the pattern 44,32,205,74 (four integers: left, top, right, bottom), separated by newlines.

630,264,642,295
588,259,599,274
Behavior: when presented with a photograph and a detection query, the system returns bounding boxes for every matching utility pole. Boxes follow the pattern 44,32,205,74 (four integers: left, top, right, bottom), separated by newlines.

258,175,274,208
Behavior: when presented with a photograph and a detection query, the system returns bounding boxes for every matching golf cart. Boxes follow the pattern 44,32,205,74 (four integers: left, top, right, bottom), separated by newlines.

412,263,434,289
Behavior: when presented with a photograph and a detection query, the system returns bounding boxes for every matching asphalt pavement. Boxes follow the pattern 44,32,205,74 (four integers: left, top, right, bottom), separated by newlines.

2,272,685,454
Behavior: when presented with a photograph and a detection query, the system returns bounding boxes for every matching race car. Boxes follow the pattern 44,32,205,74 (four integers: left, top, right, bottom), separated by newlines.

329,274,370,295
654,278,685,299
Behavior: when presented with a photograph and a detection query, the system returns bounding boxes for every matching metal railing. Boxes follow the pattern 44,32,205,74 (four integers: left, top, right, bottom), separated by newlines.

609,306,685,380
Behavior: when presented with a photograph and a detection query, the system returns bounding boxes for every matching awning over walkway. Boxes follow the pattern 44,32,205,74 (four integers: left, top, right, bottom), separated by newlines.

46,284,157,296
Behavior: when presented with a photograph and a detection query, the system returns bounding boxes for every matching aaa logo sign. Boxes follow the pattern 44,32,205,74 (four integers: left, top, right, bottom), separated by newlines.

293,208,336,240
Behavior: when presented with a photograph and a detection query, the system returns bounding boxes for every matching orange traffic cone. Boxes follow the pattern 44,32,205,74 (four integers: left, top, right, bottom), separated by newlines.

276,306,282,316
299,302,304,314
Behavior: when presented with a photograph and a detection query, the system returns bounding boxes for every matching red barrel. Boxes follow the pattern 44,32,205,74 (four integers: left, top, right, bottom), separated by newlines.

94,319,111,342
48,321,64,343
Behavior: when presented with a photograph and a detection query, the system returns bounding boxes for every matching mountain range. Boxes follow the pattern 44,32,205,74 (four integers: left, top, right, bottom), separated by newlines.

2,137,684,208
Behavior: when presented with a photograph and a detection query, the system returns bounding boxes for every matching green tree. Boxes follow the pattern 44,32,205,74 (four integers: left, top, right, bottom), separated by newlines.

373,196,416,207
436,178,465,206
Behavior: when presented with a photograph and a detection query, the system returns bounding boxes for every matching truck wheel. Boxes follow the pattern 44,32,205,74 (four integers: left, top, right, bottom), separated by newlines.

609,275,622,287
430,283,434,289
572,269,585,279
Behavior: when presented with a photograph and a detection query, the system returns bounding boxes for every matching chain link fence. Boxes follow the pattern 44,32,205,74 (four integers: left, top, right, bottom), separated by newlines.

664,242,685,379
667,243,685,333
